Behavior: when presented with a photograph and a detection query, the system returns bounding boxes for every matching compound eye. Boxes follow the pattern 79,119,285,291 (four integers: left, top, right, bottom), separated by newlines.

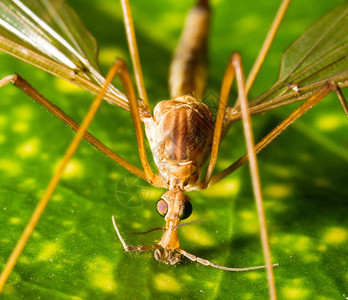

179,201,193,220
156,199,168,217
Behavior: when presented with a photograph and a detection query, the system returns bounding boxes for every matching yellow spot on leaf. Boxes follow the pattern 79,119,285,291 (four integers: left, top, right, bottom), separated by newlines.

132,222,142,229
345,272,348,284
239,210,259,234
264,184,292,198
239,210,254,220
154,273,181,292
281,235,312,252
181,274,193,282
242,293,254,300
302,253,319,263
0,134,6,143
12,122,28,133
143,209,151,219
204,177,240,197
315,114,344,131
181,226,214,246
18,255,30,265
22,178,36,189
87,257,117,292
52,194,63,202
0,115,8,127
323,227,347,244
9,217,21,224
267,164,292,178
109,172,120,180
16,138,40,157
317,244,327,252
54,159,83,178
246,271,262,280
282,286,310,299
205,281,215,288
240,15,262,32
62,220,74,228
0,159,21,176
38,241,61,260
13,106,33,120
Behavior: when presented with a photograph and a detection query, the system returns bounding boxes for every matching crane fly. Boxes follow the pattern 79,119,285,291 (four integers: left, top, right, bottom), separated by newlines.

0,0,347,298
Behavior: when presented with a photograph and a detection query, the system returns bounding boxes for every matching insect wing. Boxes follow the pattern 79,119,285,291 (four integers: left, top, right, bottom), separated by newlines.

0,0,129,110
278,4,347,85
229,4,348,122
253,4,348,110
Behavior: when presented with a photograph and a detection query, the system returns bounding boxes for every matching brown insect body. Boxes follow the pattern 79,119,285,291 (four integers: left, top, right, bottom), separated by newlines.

143,95,213,264
143,95,213,190
1,0,347,294
138,1,212,265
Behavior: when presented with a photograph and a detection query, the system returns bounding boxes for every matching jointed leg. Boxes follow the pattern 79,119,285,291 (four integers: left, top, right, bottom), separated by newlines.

0,59,154,291
202,53,236,186
244,0,291,95
201,52,277,298
232,53,277,300
116,60,159,185
120,0,148,106
112,216,161,252
0,74,147,181
209,82,347,186
177,248,279,272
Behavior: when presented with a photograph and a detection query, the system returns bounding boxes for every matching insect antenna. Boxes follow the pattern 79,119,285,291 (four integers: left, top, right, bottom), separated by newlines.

132,227,166,234
173,219,206,230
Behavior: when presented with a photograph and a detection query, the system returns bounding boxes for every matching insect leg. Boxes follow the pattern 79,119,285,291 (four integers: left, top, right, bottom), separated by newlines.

120,0,148,106
244,0,291,95
176,248,279,272
0,74,146,180
115,59,160,186
336,86,348,116
200,52,277,298
232,53,277,300
201,53,239,186
112,216,161,252
0,59,129,292
208,81,347,186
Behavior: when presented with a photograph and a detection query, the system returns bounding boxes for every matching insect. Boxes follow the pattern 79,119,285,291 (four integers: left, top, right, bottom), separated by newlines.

0,0,346,298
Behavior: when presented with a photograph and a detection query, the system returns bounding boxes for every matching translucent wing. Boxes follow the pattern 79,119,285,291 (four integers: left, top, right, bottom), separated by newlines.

228,3,348,122
0,0,130,111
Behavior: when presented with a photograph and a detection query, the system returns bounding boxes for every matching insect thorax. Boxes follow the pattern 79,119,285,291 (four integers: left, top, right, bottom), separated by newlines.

143,95,214,189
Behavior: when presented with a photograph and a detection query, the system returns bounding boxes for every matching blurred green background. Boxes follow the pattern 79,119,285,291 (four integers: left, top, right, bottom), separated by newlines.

0,0,347,298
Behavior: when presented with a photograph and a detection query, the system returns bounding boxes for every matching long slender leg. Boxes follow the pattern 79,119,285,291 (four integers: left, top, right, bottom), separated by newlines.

120,0,148,106
200,52,277,298
244,0,291,95
116,60,160,185
0,59,132,292
202,54,236,186
208,82,347,187
232,53,277,300
232,0,291,109
0,74,147,181
177,248,279,272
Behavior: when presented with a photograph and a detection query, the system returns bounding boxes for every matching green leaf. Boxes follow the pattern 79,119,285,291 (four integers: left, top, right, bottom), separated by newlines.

0,0,347,299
